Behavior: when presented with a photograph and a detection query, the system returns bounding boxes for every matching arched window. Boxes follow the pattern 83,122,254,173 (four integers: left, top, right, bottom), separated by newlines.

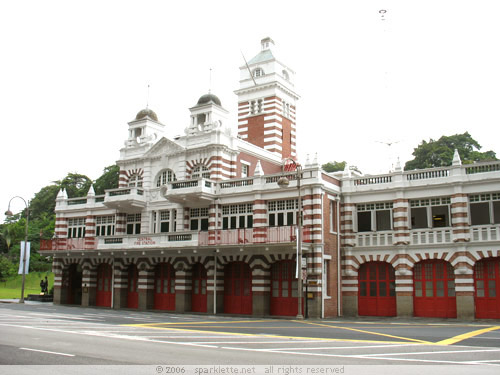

253,68,264,78
128,173,143,187
156,169,177,187
192,165,210,179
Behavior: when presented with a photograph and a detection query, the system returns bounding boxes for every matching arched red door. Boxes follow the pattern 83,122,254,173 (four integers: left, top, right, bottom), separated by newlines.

413,260,456,318
191,263,207,313
127,264,139,309
224,262,252,314
270,260,301,316
474,257,500,319
96,263,112,307
63,263,82,305
358,262,396,316
154,263,175,311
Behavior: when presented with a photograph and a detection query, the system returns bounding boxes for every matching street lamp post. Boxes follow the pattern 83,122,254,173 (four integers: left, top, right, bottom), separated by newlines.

5,196,29,304
277,158,304,319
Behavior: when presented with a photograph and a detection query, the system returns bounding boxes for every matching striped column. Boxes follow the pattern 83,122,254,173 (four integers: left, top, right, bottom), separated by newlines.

138,269,155,310
302,188,322,243
85,214,96,250
52,258,64,304
208,203,217,244
118,169,128,188
184,207,190,231
115,213,127,235
176,208,184,232
451,193,470,242
341,203,356,247
253,199,267,242
393,199,409,245
394,267,414,317
55,216,68,249
451,254,475,319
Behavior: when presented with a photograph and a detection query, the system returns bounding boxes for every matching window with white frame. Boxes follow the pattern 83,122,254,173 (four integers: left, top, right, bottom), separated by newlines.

268,199,299,227
191,164,210,179
152,209,177,233
127,213,141,235
156,169,177,187
67,218,86,238
410,197,451,229
241,163,250,178
253,68,264,78
128,174,143,187
249,99,263,115
190,208,209,231
469,193,500,225
356,202,393,232
96,215,115,236
222,204,253,229
329,200,338,233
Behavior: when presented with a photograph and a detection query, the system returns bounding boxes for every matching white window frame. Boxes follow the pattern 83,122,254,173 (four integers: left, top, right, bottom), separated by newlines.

156,169,177,187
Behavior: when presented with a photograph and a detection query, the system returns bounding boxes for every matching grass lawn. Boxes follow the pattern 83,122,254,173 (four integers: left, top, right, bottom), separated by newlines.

0,272,54,299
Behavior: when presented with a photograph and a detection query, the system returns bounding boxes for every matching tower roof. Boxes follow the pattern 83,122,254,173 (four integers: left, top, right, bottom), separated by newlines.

196,93,222,106
135,108,158,122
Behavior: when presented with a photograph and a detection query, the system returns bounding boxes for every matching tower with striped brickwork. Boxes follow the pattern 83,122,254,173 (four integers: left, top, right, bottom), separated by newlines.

235,38,299,160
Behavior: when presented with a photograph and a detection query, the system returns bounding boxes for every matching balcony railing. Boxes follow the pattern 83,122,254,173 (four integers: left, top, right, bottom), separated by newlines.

40,238,96,251
471,225,500,241
410,228,452,245
198,226,310,246
356,232,393,247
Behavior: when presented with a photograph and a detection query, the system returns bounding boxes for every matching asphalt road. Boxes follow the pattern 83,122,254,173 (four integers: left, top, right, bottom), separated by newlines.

0,302,499,374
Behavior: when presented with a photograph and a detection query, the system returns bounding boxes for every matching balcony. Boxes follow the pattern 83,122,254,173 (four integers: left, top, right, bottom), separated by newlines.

354,225,500,247
103,187,146,211
40,238,96,251
163,178,216,203
198,226,310,246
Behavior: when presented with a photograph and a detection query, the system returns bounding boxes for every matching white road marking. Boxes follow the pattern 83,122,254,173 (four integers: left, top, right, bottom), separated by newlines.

359,348,500,357
19,347,75,357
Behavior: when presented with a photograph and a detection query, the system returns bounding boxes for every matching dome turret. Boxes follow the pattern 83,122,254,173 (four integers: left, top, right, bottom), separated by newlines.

135,108,158,122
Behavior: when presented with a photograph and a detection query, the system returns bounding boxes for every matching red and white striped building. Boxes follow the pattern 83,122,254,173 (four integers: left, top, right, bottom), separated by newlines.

41,38,500,320
41,38,341,318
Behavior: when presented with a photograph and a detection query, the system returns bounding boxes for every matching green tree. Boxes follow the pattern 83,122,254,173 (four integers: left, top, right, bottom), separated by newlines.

94,165,120,195
404,132,497,171
55,173,92,198
29,185,60,221
322,161,361,173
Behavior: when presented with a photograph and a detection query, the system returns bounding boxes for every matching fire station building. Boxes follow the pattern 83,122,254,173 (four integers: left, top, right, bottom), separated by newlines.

40,38,500,319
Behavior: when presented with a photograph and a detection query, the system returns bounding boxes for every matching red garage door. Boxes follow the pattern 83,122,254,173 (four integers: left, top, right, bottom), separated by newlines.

475,258,500,319
224,262,252,314
192,263,207,313
358,262,396,316
414,260,456,318
270,260,301,316
127,264,139,309
154,263,176,311
96,263,112,307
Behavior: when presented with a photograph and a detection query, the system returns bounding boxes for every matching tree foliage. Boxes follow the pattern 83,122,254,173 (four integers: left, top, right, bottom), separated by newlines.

94,165,120,195
404,132,497,171
55,173,92,198
322,161,361,174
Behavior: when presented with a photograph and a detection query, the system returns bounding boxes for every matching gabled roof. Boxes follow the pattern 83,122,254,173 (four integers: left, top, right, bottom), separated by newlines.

248,49,275,65
143,137,185,158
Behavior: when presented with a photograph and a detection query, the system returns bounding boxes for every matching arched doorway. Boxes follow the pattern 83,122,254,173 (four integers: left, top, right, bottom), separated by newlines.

358,262,396,316
154,263,175,311
96,263,112,307
191,263,207,313
127,264,139,309
224,262,252,314
63,263,82,305
474,257,500,319
413,260,456,318
270,260,301,316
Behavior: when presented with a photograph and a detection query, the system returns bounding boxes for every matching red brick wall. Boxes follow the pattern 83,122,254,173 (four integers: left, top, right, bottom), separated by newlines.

322,195,340,317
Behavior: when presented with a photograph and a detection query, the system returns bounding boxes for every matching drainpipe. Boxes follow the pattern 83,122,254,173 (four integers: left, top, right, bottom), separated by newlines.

111,255,115,309
336,197,341,317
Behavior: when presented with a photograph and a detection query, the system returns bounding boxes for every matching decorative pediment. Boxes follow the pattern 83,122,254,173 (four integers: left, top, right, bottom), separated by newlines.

144,137,185,159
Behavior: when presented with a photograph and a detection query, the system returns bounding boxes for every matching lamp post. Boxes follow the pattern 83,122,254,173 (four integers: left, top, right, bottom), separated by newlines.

277,158,304,319
5,196,29,304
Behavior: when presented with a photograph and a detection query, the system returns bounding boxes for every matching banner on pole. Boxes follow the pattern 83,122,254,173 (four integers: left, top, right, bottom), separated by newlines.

18,241,30,275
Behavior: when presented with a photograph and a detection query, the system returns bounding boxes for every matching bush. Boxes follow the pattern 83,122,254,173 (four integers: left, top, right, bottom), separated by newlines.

0,256,16,279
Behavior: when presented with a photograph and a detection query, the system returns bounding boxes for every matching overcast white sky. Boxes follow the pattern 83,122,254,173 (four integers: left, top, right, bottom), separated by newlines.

2,0,500,221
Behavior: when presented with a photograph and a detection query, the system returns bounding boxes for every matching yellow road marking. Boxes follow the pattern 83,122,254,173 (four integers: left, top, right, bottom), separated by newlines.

296,320,432,344
124,323,427,345
435,326,500,345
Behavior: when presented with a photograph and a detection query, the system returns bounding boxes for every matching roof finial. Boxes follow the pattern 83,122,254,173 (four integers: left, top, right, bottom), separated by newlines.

209,68,212,94
146,84,150,109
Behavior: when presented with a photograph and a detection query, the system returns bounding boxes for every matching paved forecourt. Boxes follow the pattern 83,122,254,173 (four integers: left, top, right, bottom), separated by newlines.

0,303,500,367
